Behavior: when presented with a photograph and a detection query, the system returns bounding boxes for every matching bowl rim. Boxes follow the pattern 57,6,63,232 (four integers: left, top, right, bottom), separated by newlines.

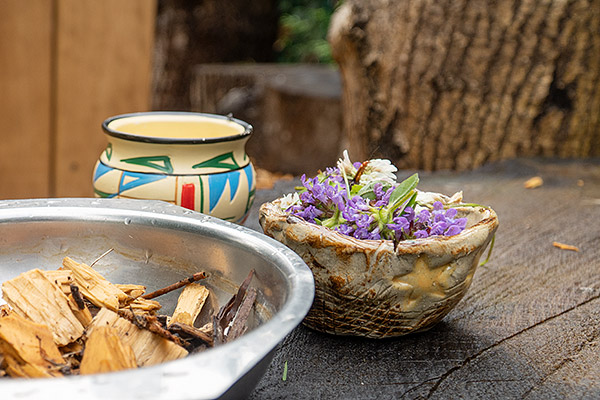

260,197,499,256
0,198,314,400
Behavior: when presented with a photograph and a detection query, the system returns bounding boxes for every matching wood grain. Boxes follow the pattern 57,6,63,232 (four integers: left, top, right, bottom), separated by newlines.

0,1,52,198
54,0,156,197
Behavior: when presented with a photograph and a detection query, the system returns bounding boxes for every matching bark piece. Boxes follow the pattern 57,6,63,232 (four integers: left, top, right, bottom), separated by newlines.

87,308,188,367
1,268,84,346
214,270,256,344
226,288,257,342
169,283,209,327
0,312,65,378
61,257,128,311
79,325,137,375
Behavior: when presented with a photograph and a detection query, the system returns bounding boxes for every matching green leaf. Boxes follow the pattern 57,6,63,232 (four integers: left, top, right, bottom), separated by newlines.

388,173,419,209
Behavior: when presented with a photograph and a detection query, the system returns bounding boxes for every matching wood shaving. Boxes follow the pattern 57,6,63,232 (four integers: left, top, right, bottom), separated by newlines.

524,176,543,189
552,241,579,252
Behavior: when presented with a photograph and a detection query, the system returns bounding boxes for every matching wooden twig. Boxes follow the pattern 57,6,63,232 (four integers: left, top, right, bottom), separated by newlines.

168,322,214,347
141,272,208,300
117,309,188,347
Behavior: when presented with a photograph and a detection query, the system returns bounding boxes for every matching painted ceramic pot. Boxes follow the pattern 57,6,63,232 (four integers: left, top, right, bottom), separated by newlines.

93,112,256,223
259,195,499,338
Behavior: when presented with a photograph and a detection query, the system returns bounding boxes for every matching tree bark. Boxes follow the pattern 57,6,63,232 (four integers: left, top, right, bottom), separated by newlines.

329,0,600,170
152,0,279,110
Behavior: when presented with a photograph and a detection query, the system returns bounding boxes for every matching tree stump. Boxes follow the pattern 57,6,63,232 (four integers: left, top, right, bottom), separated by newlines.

191,64,342,176
329,0,600,170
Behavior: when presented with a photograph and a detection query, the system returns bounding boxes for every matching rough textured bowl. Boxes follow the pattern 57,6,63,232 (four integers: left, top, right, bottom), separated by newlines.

259,197,498,338
0,198,314,399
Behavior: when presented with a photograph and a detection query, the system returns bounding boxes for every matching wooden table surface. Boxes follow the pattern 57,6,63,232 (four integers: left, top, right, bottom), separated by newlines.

244,157,600,399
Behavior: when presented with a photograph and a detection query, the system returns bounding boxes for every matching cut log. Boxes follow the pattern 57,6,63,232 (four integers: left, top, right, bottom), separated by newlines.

87,308,188,367
0,312,65,378
79,325,137,375
1,268,84,346
61,257,128,311
169,283,209,327
329,0,600,170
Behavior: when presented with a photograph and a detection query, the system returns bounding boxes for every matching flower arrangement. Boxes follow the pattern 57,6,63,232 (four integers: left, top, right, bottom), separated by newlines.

259,151,499,338
280,151,467,243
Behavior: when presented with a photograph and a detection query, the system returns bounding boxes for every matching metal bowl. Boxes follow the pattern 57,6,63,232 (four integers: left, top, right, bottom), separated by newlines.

0,198,314,399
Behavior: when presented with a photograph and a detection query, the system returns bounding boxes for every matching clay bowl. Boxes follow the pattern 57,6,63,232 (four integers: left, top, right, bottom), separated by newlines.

259,197,499,338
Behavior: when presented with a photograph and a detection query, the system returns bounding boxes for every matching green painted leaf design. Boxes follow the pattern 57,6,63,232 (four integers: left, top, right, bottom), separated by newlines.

192,152,240,170
120,155,173,174
105,143,113,161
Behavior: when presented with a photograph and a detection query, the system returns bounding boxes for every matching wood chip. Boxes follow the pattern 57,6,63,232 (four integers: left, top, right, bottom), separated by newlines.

67,293,93,327
87,308,188,367
0,312,65,378
169,283,209,327
43,270,74,295
552,241,580,252
1,268,85,346
79,325,137,375
524,176,543,189
115,283,146,299
61,257,128,311
126,297,162,312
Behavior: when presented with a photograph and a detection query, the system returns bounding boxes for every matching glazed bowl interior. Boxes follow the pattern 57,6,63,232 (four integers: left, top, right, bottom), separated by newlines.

0,198,314,400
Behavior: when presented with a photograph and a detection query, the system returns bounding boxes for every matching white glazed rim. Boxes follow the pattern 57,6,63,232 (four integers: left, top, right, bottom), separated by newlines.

103,111,253,144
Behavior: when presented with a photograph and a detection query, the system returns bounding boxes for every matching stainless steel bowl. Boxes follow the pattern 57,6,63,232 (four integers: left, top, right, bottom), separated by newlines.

0,198,314,399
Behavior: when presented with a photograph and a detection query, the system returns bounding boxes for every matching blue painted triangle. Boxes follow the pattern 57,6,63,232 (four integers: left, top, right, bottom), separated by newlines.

243,163,254,190
119,171,167,193
208,170,241,212
93,161,113,181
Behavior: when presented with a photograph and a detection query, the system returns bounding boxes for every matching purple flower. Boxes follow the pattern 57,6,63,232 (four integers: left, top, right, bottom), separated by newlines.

414,230,429,238
286,164,467,243
417,209,430,223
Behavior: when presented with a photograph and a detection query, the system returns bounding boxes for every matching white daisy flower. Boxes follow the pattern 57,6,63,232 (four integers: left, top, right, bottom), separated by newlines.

279,192,300,210
360,158,398,185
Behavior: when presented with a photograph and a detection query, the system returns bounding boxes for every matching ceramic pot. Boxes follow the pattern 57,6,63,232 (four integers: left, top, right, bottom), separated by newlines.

259,196,499,338
92,112,256,223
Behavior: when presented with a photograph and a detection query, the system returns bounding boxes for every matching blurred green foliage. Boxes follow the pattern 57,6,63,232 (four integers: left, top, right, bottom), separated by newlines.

275,0,339,63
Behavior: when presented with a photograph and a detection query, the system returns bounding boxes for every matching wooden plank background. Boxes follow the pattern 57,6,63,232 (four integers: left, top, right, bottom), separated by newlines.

0,0,156,199
0,1,52,199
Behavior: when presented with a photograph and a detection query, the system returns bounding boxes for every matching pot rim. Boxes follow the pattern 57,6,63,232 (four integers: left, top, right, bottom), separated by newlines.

102,111,253,145
260,198,499,256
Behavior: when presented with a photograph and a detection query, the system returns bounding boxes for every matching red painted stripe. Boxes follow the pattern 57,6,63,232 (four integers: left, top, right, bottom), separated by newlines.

181,183,195,210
